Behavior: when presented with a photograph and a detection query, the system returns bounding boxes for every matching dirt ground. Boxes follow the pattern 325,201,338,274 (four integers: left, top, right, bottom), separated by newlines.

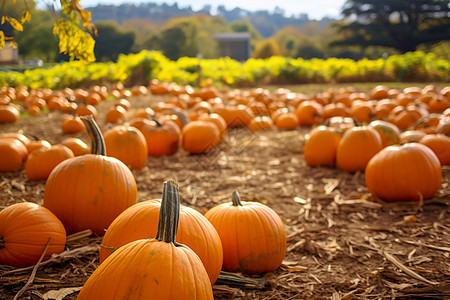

0,89,449,299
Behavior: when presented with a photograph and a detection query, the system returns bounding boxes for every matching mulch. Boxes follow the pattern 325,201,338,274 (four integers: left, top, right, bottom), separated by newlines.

0,90,449,299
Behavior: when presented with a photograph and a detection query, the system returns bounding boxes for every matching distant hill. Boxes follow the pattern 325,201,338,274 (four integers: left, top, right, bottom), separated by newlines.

87,2,334,38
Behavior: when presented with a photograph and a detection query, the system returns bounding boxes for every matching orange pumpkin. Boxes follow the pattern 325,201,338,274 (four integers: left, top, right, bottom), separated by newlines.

60,137,90,156
182,120,220,154
204,191,286,275
0,202,66,267
304,125,342,167
0,105,20,123
365,143,441,202
100,199,223,284
248,115,274,131
44,116,137,235
274,112,299,130
0,138,28,172
336,126,383,173
61,114,86,134
103,125,148,169
295,100,323,126
368,120,401,148
128,118,180,156
25,144,75,180
26,140,52,154
419,134,450,165
197,112,228,139
77,180,213,300
399,130,427,143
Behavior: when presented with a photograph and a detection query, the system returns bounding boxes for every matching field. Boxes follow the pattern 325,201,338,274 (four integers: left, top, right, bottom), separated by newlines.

0,83,449,299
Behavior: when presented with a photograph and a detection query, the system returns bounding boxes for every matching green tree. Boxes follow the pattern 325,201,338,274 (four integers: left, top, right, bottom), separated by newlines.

93,21,135,62
1,0,96,61
253,38,282,58
15,10,60,62
331,0,450,53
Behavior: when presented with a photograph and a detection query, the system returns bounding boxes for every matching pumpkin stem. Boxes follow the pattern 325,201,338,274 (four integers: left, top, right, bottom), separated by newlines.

80,115,106,156
0,235,4,249
231,190,243,206
155,179,181,245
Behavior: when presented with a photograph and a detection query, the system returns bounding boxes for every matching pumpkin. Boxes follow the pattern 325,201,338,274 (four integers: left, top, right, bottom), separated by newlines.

0,105,20,123
213,104,254,128
60,137,90,156
0,132,31,147
414,113,443,134
25,144,75,180
44,116,137,235
0,138,28,172
204,191,286,275
336,126,383,173
128,117,180,156
0,202,66,267
304,125,342,167
77,180,213,300
399,130,427,143
76,104,98,120
248,115,274,131
365,143,441,202
197,112,228,139
322,102,349,120
61,114,86,134
105,105,128,124
26,140,52,154
325,116,358,132
100,199,223,284
274,112,299,130
419,134,450,165
368,120,401,148
103,125,148,169
182,120,220,154
295,100,323,126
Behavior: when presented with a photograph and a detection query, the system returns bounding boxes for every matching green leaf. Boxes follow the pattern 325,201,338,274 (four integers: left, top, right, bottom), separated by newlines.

5,16,23,31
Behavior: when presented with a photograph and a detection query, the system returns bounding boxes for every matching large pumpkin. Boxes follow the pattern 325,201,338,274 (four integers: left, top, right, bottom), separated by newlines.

44,116,137,235
365,143,442,202
99,199,223,284
0,202,67,267
336,126,383,173
77,180,213,300
204,191,286,275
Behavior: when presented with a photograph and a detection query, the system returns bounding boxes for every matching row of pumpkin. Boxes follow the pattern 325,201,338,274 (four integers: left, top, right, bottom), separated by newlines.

0,116,287,299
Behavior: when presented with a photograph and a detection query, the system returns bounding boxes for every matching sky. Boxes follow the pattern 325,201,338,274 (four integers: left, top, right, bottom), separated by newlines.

80,0,347,20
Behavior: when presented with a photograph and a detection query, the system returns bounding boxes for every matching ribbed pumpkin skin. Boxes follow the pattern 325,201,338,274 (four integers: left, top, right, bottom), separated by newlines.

0,202,67,267
204,201,286,275
78,239,213,300
99,200,223,284
336,126,383,173
103,125,148,169
25,144,75,180
365,143,442,202
44,154,137,235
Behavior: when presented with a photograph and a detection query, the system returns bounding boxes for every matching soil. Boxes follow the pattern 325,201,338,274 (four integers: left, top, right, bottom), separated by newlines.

0,89,449,300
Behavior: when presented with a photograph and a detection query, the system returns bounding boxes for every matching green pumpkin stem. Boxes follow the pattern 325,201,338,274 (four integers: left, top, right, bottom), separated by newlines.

80,115,106,156
0,235,4,249
232,190,243,206
155,179,181,245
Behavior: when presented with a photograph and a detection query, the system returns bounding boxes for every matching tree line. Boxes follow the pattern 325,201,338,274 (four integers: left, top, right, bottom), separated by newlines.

1,0,449,64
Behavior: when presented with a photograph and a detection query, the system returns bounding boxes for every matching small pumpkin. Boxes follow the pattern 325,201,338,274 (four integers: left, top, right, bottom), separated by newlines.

248,115,274,131
419,134,450,165
182,120,221,154
77,180,213,299
368,120,401,148
336,126,383,173
25,144,75,180
26,140,52,154
61,114,86,134
295,100,323,126
0,202,66,267
60,137,90,156
44,116,137,235
0,105,20,123
304,125,342,167
0,138,28,172
204,191,286,275
274,112,299,130
128,117,180,156
103,125,148,169
100,199,223,284
365,143,442,202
